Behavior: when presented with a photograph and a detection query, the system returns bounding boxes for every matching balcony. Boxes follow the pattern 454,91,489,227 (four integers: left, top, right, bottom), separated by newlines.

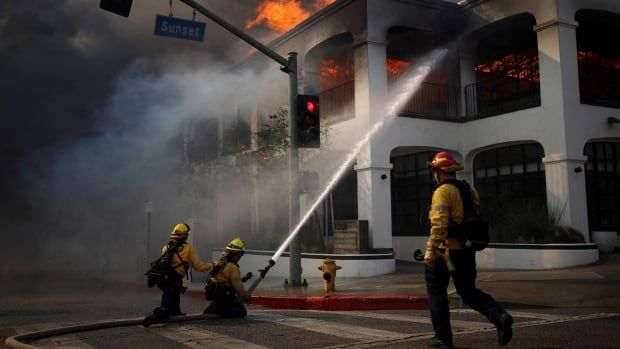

397,82,459,121
464,80,541,119
319,80,354,124
318,80,542,123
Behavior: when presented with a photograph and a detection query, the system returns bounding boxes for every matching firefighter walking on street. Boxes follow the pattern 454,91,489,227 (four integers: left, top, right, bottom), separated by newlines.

424,151,513,349
143,223,217,327
203,237,250,318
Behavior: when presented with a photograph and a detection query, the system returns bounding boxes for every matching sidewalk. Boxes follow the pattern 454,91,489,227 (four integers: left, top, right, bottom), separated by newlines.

185,252,620,311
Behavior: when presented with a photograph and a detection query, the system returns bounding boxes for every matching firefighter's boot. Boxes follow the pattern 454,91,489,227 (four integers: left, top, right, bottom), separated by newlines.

496,313,513,346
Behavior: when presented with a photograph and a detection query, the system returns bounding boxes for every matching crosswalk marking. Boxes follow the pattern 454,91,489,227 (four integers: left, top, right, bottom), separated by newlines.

157,323,269,349
7,310,618,349
267,315,410,341
303,310,490,329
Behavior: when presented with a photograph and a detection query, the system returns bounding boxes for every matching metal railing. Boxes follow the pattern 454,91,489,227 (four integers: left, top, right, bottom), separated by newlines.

319,80,355,124
319,79,544,122
465,80,541,119
396,82,459,120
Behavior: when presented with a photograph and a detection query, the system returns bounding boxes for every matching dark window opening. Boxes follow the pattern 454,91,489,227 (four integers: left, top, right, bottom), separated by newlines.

576,10,620,108
390,151,435,236
584,142,620,233
332,166,358,220
466,14,541,118
474,143,548,243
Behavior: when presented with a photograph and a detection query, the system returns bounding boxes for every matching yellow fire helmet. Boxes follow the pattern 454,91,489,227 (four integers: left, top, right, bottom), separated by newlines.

170,223,190,240
225,237,245,252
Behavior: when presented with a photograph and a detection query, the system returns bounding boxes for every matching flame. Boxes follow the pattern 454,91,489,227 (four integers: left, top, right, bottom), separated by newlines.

387,58,411,80
475,53,540,81
246,0,310,33
246,0,336,34
320,58,353,90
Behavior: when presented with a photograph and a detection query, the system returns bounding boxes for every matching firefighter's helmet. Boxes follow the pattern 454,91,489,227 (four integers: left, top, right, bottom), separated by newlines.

170,223,190,239
225,237,245,252
429,151,464,173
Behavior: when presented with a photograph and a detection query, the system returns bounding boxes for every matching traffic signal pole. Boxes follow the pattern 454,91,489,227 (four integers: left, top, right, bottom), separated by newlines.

174,0,302,286
287,54,302,286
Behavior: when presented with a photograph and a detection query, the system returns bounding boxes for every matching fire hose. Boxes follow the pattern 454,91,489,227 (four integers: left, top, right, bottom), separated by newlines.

245,259,276,296
5,314,219,349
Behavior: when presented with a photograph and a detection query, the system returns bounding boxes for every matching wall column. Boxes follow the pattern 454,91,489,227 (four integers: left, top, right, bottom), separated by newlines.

353,38,392,250
535,18,589,241
542,154,590,242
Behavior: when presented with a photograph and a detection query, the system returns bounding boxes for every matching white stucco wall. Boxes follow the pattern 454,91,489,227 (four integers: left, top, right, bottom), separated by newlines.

212,250,396,278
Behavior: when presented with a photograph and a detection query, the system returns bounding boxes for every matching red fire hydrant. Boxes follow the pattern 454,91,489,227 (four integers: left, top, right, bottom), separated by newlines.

318,258,342,293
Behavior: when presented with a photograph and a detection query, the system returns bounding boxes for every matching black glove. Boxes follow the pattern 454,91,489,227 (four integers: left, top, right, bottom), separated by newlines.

241,272,253,282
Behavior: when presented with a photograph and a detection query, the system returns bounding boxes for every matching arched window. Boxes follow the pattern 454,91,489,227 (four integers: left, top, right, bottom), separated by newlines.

584,142,620,232
576,10,620,108
473,143,546,205
473,143,548,243
390,151,435,236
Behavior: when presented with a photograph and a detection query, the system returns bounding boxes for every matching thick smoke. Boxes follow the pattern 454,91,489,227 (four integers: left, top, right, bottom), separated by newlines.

0,0,324,277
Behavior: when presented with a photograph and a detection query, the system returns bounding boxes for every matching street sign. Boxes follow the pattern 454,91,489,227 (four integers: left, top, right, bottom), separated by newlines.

154,15,205,42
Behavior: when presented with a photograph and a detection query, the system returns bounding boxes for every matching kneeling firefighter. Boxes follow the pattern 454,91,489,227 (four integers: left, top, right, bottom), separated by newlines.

143,223,218,327
203,237,252,318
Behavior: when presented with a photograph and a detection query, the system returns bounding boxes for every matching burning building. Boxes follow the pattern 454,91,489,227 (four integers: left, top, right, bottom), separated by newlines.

214,0,620,275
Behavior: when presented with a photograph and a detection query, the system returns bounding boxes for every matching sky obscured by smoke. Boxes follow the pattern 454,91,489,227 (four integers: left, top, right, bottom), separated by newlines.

0,0,326,274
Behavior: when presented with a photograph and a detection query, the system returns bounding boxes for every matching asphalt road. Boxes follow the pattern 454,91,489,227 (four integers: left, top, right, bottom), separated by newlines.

1,273,619,349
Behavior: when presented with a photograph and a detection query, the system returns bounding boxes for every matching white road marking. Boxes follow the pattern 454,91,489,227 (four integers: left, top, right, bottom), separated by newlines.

303,309,489,329
157,323,269,349
265,314,410,341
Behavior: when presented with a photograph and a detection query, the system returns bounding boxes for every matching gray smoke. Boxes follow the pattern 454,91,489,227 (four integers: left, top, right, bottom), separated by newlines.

0,0,322,277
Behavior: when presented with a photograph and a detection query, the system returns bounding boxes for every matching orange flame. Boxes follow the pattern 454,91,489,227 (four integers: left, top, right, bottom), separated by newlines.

386,59,411,79
246,0,310,34
475,53,540,81
246,0,336,34
320,58,353,89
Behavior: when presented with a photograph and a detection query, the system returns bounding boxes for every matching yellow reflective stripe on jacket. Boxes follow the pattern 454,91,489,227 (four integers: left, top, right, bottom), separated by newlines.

161,243,214,277
210,262,246,297
428,183,480,250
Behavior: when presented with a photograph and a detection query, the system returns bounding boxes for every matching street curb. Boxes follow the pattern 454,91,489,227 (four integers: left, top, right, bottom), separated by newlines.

251,294,429,311
187,290,428,310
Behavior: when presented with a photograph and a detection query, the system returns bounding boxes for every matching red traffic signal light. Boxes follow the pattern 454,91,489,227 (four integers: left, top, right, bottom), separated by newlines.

297,95,320,148
306,100,316,113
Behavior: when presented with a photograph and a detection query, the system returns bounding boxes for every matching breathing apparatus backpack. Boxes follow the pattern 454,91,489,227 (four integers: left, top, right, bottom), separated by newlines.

204,257,236,300
204,257,253,300
445,180,490,251
145,240,186,288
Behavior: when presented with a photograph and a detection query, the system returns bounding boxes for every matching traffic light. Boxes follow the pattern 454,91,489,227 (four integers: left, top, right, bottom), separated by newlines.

100,0,133,17
297,94,320,148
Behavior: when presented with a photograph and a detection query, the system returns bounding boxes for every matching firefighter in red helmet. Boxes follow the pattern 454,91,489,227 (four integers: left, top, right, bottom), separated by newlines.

424,151,512,349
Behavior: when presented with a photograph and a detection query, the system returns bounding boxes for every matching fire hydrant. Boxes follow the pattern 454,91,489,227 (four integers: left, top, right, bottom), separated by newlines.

318,258,342,293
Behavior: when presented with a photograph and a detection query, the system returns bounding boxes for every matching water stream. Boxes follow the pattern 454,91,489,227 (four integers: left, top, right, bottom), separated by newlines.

271,48,448,262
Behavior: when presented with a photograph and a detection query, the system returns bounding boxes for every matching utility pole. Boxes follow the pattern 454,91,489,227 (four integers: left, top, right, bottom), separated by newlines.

173,0,302,285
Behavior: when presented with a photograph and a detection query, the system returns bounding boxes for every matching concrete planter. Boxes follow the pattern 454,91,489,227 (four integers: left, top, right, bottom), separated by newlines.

394,237,600,270
591,231,618,254
476,243,599,270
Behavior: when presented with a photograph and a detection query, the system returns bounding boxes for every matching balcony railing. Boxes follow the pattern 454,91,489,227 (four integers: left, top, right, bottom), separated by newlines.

397,82,459,120
465,80,541,119
319,80,355,124
319,79,543,122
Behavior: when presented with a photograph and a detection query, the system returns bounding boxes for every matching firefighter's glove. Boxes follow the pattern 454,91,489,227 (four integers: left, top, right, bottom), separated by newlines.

424,247,442,266
241,272,253,282
239,293,251,303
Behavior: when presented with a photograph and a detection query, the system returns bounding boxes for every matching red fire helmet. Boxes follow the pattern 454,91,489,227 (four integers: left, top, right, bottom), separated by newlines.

429,151,464,173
